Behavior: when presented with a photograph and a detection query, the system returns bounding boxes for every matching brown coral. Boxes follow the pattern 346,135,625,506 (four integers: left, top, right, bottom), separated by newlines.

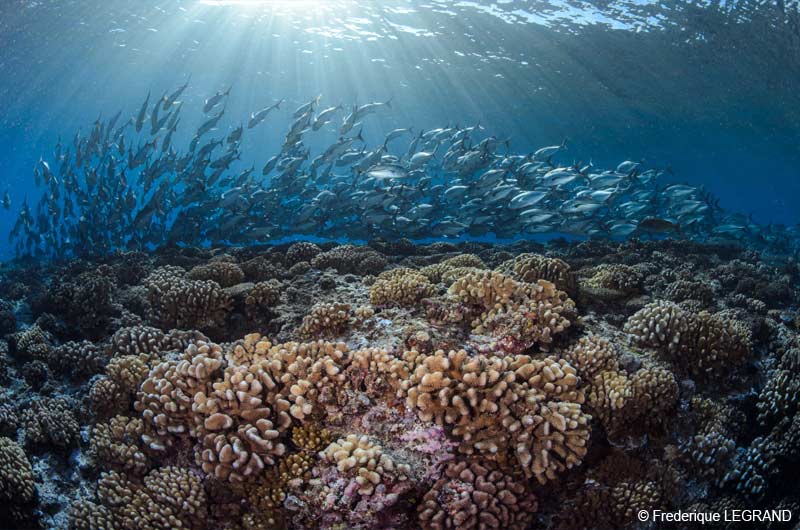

297,302,351,338
22,397,80,448
369,268,435,307
310,244,387,275
446,270,574,352
188,260,245,287
321,434,410,495
388,348,590,483
418,460,537,530
145,266,232,330
497,253,576,293
0,436,35,503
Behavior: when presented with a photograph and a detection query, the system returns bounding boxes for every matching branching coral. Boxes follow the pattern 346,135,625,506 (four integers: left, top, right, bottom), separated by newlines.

134,340,225,439
90,415,155,475
71,466,207,530
0,437,35,503
563,335,678,437
310,244,387,275
681,398,738,481
297,303,351,338
320,434,410,496
11,324,53,363
418,459,537,530
48,265,117,337
419,253,486,283
625,300,751,379
51,340,107,378
91,352,156,417
444,270,574,352
387,348,590,483
285,242,322,264
369,268,435,307
133,334,356,482
578,263,643,301
109,325,166,356
188,260,245,287
497,253,576,293
756,369,800,426
145,266,232,330
244,280,281,318
22,397,80,448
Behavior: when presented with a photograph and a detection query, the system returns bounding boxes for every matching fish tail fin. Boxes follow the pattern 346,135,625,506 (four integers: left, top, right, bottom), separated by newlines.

356,128,364,143
385,97,393,108
560,138,568,149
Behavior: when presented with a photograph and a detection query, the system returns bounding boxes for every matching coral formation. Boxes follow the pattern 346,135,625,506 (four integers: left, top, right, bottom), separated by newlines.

369,268,435,307
625,300,752,379
418,460,537,530
0,239,796,529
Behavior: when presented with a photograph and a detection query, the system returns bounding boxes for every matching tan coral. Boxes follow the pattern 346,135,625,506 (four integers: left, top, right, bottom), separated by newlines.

418,460,537,530
497,253,576,293
420,253,486,283
90,415,154,474
580,264,642,298
292,424,333,452
447,270,574,352
93,466,207,530
321,434,410,496
134,341,224,439
297,303,351,338
188,261,245,287
625,301,751,378
387,348,590,483
563,335,621,379
22,397,80,447
145,266,232,330
369,268,435,307
0,437,35,503
244,280,282,318
109,325,166,356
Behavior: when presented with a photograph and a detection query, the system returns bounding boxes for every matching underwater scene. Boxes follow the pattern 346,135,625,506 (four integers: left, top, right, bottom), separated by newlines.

0,0,799,529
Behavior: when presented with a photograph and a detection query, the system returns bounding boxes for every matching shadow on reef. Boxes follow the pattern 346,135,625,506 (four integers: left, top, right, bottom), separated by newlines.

0,238,799,529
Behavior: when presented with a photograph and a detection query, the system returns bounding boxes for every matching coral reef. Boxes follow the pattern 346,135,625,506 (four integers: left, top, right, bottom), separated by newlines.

0,239,796,529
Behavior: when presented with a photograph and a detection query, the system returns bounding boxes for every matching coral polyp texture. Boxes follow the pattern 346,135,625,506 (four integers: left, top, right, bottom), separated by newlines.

0,239,797,529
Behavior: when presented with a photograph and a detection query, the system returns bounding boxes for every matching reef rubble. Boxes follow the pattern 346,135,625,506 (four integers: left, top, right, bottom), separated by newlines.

0,238,798,530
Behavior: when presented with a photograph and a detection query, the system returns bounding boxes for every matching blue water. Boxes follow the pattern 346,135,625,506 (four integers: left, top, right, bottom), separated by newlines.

1,0,798,259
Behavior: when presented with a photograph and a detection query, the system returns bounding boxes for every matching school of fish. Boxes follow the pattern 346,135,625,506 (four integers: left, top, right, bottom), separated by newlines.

6,83,799,259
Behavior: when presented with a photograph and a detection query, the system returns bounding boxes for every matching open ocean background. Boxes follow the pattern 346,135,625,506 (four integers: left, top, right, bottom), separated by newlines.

0,0,798,259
